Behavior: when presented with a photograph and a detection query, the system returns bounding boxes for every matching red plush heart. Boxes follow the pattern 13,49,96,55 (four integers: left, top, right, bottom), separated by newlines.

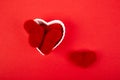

24,19,65,55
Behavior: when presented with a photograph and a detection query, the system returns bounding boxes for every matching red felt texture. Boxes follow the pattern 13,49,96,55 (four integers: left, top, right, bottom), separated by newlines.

39,28,62,55
24,20,63,55
24,20,44,47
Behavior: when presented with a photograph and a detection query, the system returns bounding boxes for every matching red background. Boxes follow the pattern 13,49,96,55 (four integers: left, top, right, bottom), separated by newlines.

0,0,120,80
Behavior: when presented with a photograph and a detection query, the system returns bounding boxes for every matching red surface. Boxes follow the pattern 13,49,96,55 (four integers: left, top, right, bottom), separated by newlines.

0,0,120,80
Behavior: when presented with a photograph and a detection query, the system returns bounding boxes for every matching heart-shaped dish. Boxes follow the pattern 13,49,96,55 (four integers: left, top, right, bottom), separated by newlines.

33,18,65,55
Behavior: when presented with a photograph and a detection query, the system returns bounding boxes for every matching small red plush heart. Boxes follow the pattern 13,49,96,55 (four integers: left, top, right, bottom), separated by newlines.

24,18,65,55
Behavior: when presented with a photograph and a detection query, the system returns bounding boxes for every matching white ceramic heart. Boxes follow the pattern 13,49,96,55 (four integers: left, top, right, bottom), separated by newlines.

33,18,65,55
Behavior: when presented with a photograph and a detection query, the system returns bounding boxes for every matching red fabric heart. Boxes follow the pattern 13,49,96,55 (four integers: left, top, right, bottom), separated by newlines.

24,20,45,47
24,20,64,55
